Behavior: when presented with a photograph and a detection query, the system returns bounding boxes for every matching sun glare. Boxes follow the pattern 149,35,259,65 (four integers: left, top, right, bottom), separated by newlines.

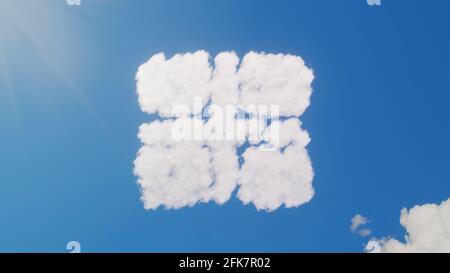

0,0,106,133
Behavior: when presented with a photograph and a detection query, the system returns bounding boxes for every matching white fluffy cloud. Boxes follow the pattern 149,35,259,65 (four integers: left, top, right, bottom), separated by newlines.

369,198,450,253
238,52,314,117
134,120,214,209
238,119,314,211
350,214,371,237
134,50,315,211
136,51,212,116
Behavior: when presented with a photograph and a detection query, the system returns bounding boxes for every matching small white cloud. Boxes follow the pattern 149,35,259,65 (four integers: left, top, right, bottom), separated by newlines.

368,197,450,253
350,214,370,232
357,228,372,237
350,214,372,237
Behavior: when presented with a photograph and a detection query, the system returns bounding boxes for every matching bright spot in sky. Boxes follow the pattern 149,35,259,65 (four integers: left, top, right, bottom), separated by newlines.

0,0,103,135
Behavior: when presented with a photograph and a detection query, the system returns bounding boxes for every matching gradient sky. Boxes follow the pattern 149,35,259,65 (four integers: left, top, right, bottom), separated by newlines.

0,0,449,252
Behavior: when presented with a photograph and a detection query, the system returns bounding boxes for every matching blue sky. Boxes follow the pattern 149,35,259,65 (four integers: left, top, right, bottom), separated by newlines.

0,0,449,252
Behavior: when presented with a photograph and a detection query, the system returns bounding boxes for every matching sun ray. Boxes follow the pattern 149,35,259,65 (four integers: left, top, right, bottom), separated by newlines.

0,43,24,141
0,0,107,130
